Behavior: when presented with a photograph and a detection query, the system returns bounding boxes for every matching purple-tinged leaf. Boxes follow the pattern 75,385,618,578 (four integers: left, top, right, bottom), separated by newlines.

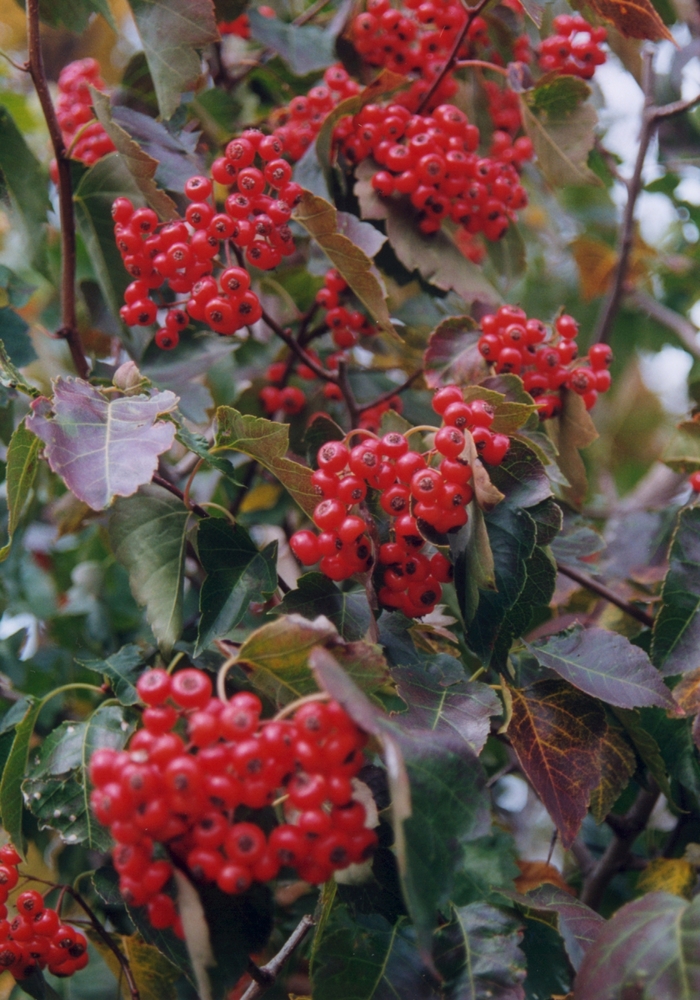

504,883,604,971
26,378,178,511
573,892,700,1000
390,658,502,756
526,624,674,709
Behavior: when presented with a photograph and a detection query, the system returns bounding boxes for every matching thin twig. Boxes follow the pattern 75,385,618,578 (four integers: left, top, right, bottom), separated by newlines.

26,0,89,379
240,914,315,1000
593,56,700,346
356,369,424,413
626,289,700,361
417,0,494,112
581,780,659,910
556,562,654,628
261,308,338,383
336,359,360,427
152,473,210,519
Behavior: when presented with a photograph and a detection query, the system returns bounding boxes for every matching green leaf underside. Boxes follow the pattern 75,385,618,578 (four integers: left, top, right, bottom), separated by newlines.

24,705,135,849
521,76,601,188
0,105,49,258
652,507,700,676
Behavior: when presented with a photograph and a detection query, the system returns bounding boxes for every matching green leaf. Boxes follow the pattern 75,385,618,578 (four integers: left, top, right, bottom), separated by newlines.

435,902,527,999
547,389,599,508
662,420,700,474
491,543,557,668
175,423,245,484
0,306,36,368
520,76,601,188
126,0,218,120
652,507,700,676
25,0,115,32
90,89,179,221
612,707,675,807
11,965,61,1000
312,906,441,1000
0,421,40,563
248,9,340,75
452,828,520,906
449,503,496,627
23,705,135,849
0,697,40,854
422,316,483,390
73,154,147,329
574,891,700,999
87,932,179,1000
272,573,372,642
109,485,191,654
0,338,40,397
293,193,397,339
78,644,145,706
526,624,674,709
485,222,527,282
195,519,277,654
0,105,49,259
215,406,316,516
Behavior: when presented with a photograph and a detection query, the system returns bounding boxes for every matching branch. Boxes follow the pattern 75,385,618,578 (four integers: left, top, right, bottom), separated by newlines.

336,359,360,428
417,0,494,112
240,914,315,1000
556,562,654,628
581,780,659,910
356,369,424,413
26,0,89,380
261,307,338,383
152,472,210,519
625,289,700,361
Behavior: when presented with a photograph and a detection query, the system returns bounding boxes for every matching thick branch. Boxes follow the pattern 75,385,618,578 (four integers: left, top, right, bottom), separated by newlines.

556,561,654,628
240,914,315,1000
418,0,494,112
581,781,659,910
26,0,88,379
626,289,700,361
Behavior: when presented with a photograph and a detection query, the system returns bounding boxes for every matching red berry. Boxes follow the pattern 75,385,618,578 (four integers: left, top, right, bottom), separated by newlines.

170,669,212,710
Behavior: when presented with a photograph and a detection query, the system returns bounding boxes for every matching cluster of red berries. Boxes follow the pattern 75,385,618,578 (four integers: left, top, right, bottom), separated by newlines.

336,102,530,239
52,58,114,180
315,268,378,349
477,305,613,418
218,5,276,37
0,845,88,982
271,65,361,162
538,15,607,80
90,668,377,928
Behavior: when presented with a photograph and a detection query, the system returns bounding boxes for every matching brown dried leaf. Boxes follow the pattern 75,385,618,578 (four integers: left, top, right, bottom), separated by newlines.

590,724,636,823
586,0,674,42
514,859,574,895
673,667,700,716
547,389,599,509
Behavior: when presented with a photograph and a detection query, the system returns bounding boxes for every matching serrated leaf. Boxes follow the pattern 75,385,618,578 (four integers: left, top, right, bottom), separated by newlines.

0,421,40,563
215,406,316,516
436,902,527,999
520,0,544,26
573,892,700,999
521,77,601,189
526,625,674,709
23,705,135,849
272,573,372,641
0,697,40,854
636,858,695,899
0,105,49,259
652,507,700,676
585,0,674,41
504,884,603,972
26,379,179,511
547,389,599,508
87,932,179,1000
248,8,340,75
390,658,502,757
293,193,397,339
195,519,277,654
0,339,39,397
126,0,218,120
111,106,204,194
312,907,441,1000
589,722,636,823
78,644,145,706
507,679,606,848
90,88,179,221
109,485,190,653
423,316,484,389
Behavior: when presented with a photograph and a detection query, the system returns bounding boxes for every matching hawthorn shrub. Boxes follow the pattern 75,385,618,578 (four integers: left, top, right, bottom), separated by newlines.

0,0,700,997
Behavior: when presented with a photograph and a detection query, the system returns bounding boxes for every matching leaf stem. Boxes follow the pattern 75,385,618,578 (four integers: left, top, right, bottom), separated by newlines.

239,914,315,1000
556,561,654,628
151,472,210,519
25,0,89,379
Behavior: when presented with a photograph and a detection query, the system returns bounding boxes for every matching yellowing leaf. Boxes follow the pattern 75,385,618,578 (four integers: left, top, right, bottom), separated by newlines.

88,932,179,1000
293,192,398,339
571,237,618,301
636,858,696,899
514,860,574,895
238,482,282,514
547,390,599,509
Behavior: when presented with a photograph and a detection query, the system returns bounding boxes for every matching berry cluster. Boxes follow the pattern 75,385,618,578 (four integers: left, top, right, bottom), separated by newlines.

315,268,378,349
0,846,88,982
336,102,530,240
477,305,613,417
272,65,361,162
219,14,251,37
90,668,376,929
538,15,607,79
53,58,115,179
